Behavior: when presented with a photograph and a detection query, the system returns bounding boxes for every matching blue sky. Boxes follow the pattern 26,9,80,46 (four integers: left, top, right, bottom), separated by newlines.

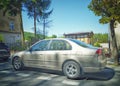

22,0,109,37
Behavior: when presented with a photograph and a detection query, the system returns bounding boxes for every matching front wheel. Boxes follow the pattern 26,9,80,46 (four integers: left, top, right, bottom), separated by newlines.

12,57,24,70
63,61,82,79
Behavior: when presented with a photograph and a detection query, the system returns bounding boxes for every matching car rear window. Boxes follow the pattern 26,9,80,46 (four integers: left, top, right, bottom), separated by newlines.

70,39,95,48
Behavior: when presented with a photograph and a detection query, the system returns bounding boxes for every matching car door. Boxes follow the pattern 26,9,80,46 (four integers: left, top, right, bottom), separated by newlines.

23,40,50,68
44,39,72,69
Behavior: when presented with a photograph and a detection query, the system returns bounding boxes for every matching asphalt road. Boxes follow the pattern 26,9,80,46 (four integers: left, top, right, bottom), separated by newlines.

0,61,118,86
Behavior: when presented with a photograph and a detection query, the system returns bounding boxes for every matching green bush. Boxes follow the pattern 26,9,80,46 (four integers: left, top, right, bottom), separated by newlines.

94,42,101,47
0,34,4,42
11,45,27,51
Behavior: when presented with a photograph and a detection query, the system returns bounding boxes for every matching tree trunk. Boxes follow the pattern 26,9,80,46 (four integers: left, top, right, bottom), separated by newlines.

109,19,119,65
20,10,25,46
34,7,37,38
43,19,45,39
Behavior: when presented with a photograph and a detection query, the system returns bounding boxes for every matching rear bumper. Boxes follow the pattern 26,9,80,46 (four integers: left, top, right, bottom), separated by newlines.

83,57,106,73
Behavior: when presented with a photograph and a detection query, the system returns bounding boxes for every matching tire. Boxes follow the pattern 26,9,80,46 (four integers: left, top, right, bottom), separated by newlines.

12,57,24,70
63,61,82,79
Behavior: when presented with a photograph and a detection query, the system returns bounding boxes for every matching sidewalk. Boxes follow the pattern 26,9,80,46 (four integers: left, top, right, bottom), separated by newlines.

107,64,120,72
106,58,120,72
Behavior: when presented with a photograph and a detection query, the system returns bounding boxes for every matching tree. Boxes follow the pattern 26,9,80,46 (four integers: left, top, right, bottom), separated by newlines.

42,18,52,39
94,42,101,47
24,0,52,38
93,33,108,43
52,34,57,38
88,0,120,65
24,0,42,38
0,0,22,16
40,0,53,39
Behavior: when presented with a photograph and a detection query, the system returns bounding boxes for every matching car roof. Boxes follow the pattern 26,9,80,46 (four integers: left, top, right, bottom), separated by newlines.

43,38,71,41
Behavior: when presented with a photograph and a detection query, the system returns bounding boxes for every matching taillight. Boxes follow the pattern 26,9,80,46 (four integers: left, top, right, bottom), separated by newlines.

96,49,102,55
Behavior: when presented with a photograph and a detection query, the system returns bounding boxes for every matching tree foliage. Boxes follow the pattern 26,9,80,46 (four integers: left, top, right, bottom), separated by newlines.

51,34,57,38
0,0,24,16
24,0,52,38
88,0,120,64
39,0,53,39
88,0,120,24
93,33,108,43
94,42,101,47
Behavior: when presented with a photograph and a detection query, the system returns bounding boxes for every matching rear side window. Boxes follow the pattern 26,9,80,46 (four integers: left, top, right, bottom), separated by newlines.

49,40,72,50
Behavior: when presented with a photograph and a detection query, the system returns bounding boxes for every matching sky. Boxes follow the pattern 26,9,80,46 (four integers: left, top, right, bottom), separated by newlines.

22,0,109,37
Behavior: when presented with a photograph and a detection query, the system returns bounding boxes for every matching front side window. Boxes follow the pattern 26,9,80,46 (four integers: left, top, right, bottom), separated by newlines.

30,40,50,51
49,40,72,50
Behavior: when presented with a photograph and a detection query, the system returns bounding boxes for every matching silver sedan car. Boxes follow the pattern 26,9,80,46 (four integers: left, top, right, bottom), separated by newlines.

11,38,106,79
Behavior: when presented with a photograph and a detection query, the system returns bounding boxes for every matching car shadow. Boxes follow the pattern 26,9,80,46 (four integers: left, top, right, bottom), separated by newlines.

23,67,64,76
23,67,115,81
77,67,115,81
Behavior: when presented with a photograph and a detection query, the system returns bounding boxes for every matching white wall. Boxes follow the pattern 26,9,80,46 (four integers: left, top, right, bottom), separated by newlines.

0,32,21,44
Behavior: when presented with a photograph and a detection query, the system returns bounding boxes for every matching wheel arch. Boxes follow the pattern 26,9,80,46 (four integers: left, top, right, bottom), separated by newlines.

11,55,22,64
12,56,19,64
62,59,84,74
12,55,24,70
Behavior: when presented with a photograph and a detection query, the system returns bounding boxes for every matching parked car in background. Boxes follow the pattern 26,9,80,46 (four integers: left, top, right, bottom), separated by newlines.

10,38,106,79
0,42,10,61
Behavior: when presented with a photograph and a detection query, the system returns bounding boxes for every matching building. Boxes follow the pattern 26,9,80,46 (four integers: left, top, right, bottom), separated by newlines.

0,10,21,46
64,32,94,44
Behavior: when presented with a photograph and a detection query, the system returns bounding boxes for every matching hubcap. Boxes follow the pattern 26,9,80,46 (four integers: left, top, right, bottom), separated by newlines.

66,64,77,77
13,58,21,69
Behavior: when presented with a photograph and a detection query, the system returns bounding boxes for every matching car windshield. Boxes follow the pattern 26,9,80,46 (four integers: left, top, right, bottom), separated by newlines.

70,39,95,48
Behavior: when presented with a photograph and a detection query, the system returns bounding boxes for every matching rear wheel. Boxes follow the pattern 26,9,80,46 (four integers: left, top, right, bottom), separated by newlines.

63,61,82,79
12,57,23,70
